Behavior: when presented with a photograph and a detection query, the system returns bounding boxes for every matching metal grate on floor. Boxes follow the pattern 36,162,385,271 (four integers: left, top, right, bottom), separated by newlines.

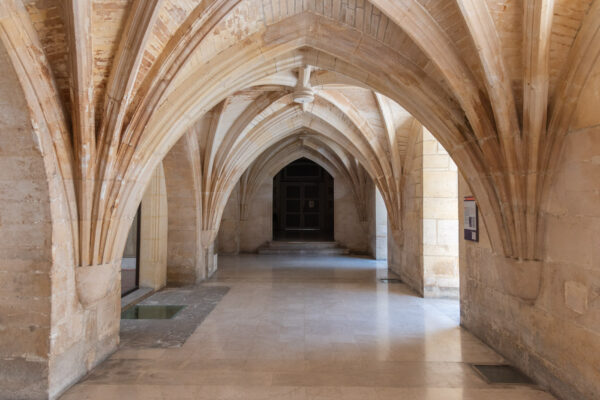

471,364,535,385
379,278,402,283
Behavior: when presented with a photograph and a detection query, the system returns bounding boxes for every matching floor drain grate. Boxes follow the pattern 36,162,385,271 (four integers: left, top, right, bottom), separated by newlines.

379,278,402,283
471,364,535,385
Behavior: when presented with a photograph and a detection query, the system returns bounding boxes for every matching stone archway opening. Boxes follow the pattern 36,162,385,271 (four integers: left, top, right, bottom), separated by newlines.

120,164,168,298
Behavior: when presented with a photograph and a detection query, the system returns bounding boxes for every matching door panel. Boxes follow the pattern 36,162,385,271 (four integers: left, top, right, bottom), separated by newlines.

273,158,333,241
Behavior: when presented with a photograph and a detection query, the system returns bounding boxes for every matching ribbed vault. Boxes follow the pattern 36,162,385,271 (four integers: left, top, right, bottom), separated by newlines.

238,135,371,224
2,2,600,398
1,0,599,290
171,85,417,252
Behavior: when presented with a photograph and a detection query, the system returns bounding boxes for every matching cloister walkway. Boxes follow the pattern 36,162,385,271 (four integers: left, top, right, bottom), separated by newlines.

61,255,555,400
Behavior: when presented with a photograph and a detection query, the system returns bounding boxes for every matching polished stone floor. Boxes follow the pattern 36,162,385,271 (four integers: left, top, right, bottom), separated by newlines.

61,255,556,400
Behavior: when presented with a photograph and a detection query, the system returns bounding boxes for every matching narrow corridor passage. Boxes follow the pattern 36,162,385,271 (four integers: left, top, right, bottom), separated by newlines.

62,255,555,399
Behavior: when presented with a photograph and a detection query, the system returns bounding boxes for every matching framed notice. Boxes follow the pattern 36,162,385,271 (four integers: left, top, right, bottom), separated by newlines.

464,196,478,242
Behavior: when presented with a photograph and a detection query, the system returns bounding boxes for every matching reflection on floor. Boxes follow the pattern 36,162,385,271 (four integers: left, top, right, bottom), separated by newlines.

61,255,556,400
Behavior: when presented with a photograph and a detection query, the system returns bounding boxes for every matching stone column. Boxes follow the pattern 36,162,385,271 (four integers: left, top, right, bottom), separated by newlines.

139,163,168,290
200,229,218,280
421,129,459,298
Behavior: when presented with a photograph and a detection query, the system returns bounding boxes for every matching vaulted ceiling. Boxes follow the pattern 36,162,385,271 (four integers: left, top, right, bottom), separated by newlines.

22,0,593,125
2,0,599,266
172,82,420,237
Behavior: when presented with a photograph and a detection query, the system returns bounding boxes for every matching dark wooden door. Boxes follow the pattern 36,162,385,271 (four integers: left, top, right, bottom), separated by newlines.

273,158,333,241
282,182,321,231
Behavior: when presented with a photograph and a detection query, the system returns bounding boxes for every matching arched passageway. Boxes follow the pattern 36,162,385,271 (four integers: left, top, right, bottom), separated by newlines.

0,1,599,399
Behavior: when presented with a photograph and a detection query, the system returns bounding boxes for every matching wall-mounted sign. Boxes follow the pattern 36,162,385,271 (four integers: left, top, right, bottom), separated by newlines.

464,196,478,242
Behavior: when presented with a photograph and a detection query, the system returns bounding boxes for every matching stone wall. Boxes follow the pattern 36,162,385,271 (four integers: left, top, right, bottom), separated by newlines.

240,180,272,252
388,129,459,297
366,179,376,258
0,41,53,399
139,164,168,290
218,174,371,254
218,180,271,254
50,164,168,400
459,62,600,400
389,128,423,294
333,178,369,254
218,183,242,254
366,182,388,260
49,265,120,400
163,137,202,285
421,130,459,297
0,41,122,400
374,188,388,260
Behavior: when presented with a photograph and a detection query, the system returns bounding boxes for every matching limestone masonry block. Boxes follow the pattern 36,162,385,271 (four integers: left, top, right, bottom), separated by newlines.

564,281,589,314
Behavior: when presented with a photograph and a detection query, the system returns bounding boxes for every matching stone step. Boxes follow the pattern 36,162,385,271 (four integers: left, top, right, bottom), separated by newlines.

258,247,350,255
266,241,340,249
258,241,349,255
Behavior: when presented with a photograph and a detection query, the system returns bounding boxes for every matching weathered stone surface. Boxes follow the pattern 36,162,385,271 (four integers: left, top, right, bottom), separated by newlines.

494,257,543,302
1,0,599,398
564,280,589,314
0,38,52,399
0,358,48,400
388,129,460,298
459,124,600,400
139,164,168,290
75,263,120,308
